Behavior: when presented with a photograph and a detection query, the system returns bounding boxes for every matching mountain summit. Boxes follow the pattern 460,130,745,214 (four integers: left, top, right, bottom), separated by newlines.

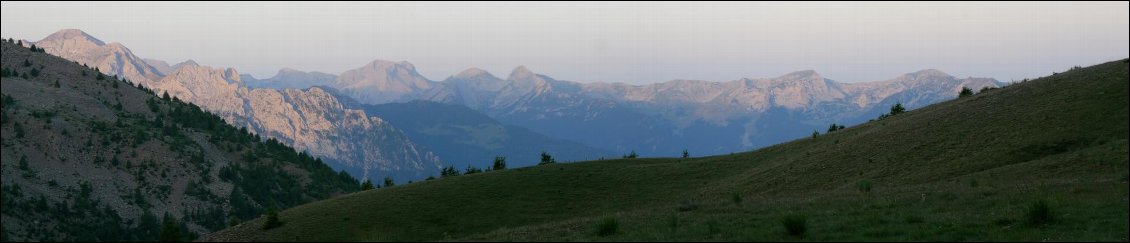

333,59,434,104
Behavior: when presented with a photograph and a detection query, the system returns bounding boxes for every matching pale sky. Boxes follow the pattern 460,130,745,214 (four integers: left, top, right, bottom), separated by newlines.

2,1,1127,84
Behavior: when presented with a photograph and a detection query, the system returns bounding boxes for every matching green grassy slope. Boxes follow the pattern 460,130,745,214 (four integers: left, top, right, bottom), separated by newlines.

204,59,1129,241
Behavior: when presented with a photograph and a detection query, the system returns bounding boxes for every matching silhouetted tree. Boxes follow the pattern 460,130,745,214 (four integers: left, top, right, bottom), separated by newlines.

812,130,820,139
441,166,461,177
383,176,395,188
492,156,507,170
682,149,689,159
623,151,638,159
959,86,974,98
539,151,556,165
464,165,482,174
360,180,374,190
889,103,906,116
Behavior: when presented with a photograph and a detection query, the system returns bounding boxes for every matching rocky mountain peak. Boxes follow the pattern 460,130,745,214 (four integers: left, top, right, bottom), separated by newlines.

453,67,496,80
905,69,952,79
508,65,536,81
170,59,200,72
780,69,824,81
41,28,105,46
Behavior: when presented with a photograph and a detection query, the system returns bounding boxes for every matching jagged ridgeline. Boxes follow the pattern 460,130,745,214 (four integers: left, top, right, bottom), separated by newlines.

1,40,358,241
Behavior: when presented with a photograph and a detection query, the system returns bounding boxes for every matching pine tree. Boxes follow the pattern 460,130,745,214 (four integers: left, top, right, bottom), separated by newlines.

360,180,374,190
889,103,906,116
383,176,395,188
959,86,974,98
158,214,184,242
492,156,507,170
464,165,482,174
539,151,556,165
262,206,282,230
441,166,461,177
682,149,689,159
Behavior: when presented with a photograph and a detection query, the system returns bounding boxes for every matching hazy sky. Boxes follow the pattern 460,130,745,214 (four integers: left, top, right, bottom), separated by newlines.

2,1,1127,84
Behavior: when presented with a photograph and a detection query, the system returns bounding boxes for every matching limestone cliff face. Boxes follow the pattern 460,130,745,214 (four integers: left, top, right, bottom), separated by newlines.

35,29,442,182
31,29,164,85
157,66,442,182
241,87,442,180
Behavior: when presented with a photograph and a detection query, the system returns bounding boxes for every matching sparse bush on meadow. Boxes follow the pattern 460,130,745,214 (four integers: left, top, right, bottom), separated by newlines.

1025,199,1054,226
593,217,618,236
781,214,807,237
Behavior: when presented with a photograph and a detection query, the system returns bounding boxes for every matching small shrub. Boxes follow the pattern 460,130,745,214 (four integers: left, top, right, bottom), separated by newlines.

904,215,924,224
856,180,873,193
667,215,679,228
1025,200,1053,226
593,217,618,236
731,192,742,205
781,214,807,237
623,151,638,159
706,221,720,235
464,165,483,175
262,207,283,230
677,200,698,212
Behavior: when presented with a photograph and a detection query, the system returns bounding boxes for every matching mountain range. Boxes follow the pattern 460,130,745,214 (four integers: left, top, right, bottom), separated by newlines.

249,51,1001,155
29,29,441,182
29,29,1001,182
